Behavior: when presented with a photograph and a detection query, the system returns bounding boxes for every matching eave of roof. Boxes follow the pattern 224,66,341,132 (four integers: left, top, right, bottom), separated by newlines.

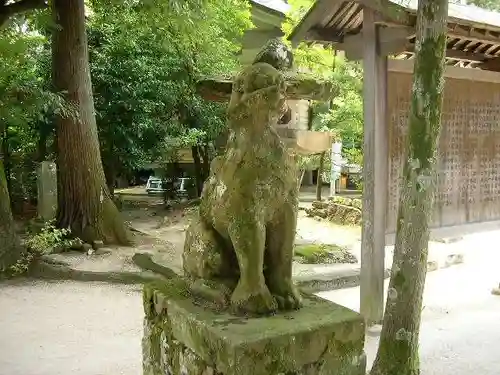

288,0,500,69
289,0,500,45
250,0,290,16
393,0,500,31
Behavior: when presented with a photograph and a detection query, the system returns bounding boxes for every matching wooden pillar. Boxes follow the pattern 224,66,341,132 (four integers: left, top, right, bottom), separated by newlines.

360,7,388,326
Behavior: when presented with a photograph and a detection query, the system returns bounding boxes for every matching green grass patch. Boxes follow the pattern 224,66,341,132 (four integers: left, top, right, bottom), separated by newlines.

294,243,357,264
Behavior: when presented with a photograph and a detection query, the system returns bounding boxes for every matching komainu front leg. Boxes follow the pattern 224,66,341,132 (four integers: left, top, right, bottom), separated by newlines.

228,218,277,315
265,200,302,310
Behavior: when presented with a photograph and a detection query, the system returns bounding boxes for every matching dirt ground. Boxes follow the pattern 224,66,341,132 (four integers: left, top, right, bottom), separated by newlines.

1,232,497,375
0,193,474,375
45,189,466,280
46,197,362,276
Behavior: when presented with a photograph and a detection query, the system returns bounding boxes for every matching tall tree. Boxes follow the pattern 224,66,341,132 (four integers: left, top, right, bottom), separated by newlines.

0,158,22,273
52,0,130,244
0,0,50,274
369,1,448,375
88,1,250,194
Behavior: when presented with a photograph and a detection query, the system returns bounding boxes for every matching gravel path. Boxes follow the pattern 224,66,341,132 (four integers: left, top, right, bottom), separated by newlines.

320,230,500,374
0,280,143,375
1,230,499,375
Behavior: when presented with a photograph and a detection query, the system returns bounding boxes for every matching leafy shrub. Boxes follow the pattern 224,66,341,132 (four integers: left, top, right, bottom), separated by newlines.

5,251,35,277
26,220,82,255
2,221,81,279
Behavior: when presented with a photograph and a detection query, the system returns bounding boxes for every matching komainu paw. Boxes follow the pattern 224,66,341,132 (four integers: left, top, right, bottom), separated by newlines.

230,281,278,315
271,282,303,310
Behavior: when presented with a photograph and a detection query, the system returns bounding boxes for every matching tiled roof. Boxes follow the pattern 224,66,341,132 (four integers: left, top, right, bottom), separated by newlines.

392,0,500,29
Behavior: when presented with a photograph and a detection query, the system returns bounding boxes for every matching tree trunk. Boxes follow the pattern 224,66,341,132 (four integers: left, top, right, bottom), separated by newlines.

37,130,48,162
103,160,116,197
307,103,313,130
201,143,210,180
191,146,203,197
2,125,11,201
316,152,325,201
369,2,448,375
297,169,305,190
52,0,130,245
163,161,178,205
36,119,51,163
0,159,24,273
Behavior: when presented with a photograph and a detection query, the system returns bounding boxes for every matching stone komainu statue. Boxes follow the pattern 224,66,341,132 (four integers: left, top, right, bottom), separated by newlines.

182,39,302,315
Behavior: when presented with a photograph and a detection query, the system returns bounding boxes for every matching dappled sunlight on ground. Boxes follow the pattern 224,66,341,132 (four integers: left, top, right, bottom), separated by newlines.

3,194,500,375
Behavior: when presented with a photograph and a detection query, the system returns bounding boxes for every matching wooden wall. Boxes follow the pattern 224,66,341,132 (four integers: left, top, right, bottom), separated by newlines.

387,71,500,232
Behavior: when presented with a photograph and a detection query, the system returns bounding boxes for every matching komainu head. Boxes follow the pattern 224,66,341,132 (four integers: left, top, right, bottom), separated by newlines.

252,38,293,71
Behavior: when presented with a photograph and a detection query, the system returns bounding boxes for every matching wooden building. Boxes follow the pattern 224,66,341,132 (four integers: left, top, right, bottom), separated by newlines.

289,0,500,324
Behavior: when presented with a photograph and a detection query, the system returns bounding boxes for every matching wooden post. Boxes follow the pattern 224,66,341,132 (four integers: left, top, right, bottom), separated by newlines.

360,7,388,326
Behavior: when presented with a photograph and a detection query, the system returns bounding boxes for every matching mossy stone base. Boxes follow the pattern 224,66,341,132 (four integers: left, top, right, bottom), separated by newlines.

142,281,366,375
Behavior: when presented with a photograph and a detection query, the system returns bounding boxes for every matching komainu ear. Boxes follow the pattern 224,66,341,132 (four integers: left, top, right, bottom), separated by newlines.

252,38,293,71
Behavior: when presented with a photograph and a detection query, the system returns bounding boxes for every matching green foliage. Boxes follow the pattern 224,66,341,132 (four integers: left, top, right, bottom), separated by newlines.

4,253,34,278
313,60,363,149
0,19,70,207
282,0,335,77
87,0,251,182
3,220,82,278
0,0,252,209
283,0,364,169
26,220,82,254
342,148,363,189
296,153,322,170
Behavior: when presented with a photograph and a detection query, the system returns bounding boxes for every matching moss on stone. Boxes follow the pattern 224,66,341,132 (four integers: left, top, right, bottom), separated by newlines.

183,44,303,315
294,244,357,264
196,70,335,102
142,282,366,375
305,199,362,226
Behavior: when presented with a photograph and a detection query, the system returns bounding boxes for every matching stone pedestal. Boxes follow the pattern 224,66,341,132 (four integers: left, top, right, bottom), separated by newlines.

142,281,366,375
37,161,57,222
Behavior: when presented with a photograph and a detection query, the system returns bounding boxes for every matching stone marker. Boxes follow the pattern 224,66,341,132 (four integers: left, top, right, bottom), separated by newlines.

142,39,366,375
37,161,57,222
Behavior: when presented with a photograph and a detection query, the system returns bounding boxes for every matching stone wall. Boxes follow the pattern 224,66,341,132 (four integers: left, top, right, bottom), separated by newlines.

387,72,500,232
142,281,366,375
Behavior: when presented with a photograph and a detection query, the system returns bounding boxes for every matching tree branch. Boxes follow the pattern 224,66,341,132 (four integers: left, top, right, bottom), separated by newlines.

0,0,47,28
